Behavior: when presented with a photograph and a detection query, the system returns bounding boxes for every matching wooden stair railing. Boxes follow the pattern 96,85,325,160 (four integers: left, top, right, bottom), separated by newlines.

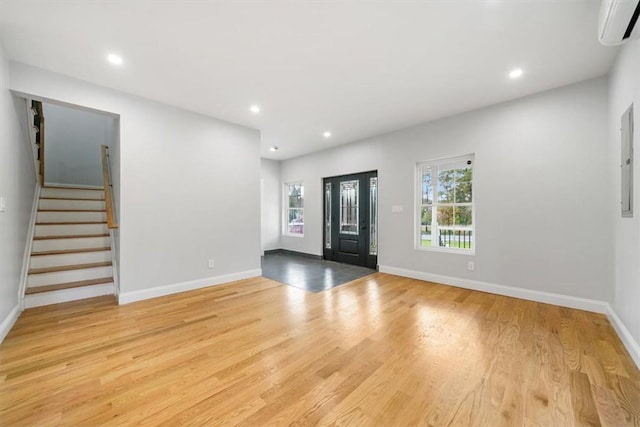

101,145,118,229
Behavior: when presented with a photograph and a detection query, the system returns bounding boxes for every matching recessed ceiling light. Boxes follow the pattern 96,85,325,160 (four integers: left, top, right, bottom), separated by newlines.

508,68,523,79
107,53,123,66
269,146,278,152
323,131,332,138
250,105,261,114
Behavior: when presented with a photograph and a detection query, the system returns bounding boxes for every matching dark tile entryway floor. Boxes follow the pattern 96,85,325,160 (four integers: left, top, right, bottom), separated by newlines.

261,253,376,292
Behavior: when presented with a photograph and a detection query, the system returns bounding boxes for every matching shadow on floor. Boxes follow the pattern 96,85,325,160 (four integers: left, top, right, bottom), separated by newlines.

261,253,376,292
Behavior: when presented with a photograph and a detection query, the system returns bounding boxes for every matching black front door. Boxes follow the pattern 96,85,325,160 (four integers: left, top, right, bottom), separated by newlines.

323,171,378,269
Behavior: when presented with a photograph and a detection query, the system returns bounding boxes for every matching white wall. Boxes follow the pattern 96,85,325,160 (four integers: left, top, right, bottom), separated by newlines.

10,62,261,299
0,45,36,340
281,77,612,302
43,102,116,186
609,38,640,349
261,158,281,253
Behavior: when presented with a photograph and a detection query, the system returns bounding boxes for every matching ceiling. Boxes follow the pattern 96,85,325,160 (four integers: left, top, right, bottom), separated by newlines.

0,1,618,160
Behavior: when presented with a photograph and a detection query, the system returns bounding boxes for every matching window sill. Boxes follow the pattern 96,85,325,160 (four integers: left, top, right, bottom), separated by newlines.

283,233,304,238
415,246,475,256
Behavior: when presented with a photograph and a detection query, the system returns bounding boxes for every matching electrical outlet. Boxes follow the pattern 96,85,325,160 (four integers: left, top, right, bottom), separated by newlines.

208,258,215,269
467,261,475,271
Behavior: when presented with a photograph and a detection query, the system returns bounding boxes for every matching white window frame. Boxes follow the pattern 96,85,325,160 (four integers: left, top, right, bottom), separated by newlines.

284,181,304,237
415,154,475,255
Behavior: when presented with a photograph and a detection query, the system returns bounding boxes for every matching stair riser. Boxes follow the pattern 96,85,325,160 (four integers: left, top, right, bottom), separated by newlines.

32,236,111,252
39,199,106,211
37,211,107,223
28,266,113,287
30,251,112,269
24,283,114,309
41,188,105,200
35,223,108,237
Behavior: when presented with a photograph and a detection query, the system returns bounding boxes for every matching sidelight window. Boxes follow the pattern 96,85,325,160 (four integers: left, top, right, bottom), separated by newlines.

325,183,332,248
370,177,378,255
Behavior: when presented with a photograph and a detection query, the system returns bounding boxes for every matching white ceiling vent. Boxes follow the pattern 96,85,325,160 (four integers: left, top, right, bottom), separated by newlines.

599,0,640,45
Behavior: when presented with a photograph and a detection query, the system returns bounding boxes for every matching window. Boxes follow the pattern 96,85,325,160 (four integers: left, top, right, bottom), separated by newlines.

285,182,304,236
417,154,474,252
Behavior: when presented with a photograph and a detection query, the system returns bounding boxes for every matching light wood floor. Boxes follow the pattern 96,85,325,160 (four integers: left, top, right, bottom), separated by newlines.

1,273,639,426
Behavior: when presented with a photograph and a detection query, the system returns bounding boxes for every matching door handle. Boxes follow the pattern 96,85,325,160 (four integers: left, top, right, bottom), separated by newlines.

360,226,367,230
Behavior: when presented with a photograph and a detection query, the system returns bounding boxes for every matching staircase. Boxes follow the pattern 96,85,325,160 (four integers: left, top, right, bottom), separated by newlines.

24,185,115,308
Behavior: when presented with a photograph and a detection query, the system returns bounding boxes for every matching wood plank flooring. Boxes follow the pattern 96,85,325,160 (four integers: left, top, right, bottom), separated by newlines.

1,273,639,426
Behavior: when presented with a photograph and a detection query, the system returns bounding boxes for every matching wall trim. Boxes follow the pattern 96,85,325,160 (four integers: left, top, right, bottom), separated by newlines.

606,304,640,369
18,182,41,309
118,269,262,305
0,304,21,344
378,265,609,314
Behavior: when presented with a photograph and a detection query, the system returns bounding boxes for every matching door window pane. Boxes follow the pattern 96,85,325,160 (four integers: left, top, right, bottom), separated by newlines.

340,180,359,235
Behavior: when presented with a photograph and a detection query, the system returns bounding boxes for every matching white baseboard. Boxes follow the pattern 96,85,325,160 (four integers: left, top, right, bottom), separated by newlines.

378,266,609,314
0,304,22,344
44,182,103,189
24,283,114,309
606,304,640,369
118,269,262,305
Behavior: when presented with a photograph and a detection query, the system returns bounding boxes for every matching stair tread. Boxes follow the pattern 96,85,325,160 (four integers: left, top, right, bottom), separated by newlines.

26,277,114,294
36,221,107,225
34,233,109,240
40,197,105,201
38,209,107,212
43,185,103,190
31,247,111,256
29,261,112,275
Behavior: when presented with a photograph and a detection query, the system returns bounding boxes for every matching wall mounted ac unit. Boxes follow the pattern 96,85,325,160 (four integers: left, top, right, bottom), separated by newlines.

599,0,640,45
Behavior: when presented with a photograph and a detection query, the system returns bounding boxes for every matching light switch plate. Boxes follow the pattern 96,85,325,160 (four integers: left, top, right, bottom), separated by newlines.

0,197,5,212
391,205,404,213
